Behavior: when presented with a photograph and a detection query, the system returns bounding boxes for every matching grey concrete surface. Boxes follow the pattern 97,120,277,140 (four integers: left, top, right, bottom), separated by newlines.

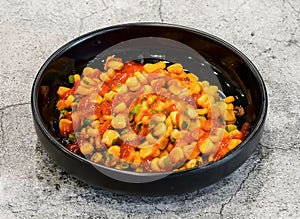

0,0,299,218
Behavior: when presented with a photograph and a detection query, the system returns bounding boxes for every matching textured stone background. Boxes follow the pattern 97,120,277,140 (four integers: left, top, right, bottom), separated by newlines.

0,0,299,218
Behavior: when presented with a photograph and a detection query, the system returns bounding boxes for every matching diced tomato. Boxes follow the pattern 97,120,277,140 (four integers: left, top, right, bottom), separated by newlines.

120,143,135,160
123,62,144,74
59,81,79,100
97,120,111,135
59,119,73,138
213,137,231,161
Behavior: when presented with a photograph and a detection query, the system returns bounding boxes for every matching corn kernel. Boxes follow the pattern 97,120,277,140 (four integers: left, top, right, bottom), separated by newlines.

169,147,185,163
167,63,183,74
80,142,94,155
57,86,70,96
102,130,119,147
111,114,127,129
224,96,235,103
144,62,166,73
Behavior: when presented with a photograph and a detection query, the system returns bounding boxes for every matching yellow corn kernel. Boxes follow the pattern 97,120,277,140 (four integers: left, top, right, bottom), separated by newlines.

158,155,171,169
197,94,209,107
154,123,167,137
116,84,128,95
201,80,210,87
224,96,235,103
74,74,80,82
126,76,139,88
96,95,103,105
159,137,169,150
134,71,147,84
186,107,198,119
103,115,113,120
165,126,173,137
90,152,103,163
76,86,92,95
147,95,157,105
144,61,166,73
91,120,100,128
111,114,126,129
87,128,99,137
113,102,127,114
226,103,234,110
185,159,197,169
151,157,161,172
104,90,116,101
122,132,137,142
228,139,242,150
140,146,154,159
102,130,119,147
169,85,181,95
153,148,160,157
80,142,94,155
142,116,150,125
63,95,74,108
170,111,179,125
166,116,172,127
57,86,70,96
183,142,197,159
143,85,153,93
228,129,243,139
95,137,103,149
107,145,121,157
189,82,201,94
100,72,108,81
135,167,143,172
107,60,124,70
187,73,199,82
169,147,185,163
146,133,157,144
197,156,203,164
82,67,94,76
131,151,142,168
197,108,208,116
170,129,181,140
225,109,236,123
167,63,183,74
159,150,169,158
199,138,215,155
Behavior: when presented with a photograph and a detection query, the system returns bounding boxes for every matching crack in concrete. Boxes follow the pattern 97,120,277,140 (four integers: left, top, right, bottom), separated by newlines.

261,142,300,151
158,0,164,22
0,102,31,112
285,0,300,14
219,145,272,217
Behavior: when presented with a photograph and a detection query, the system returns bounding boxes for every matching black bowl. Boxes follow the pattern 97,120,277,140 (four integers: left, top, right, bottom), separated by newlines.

31,23,267,196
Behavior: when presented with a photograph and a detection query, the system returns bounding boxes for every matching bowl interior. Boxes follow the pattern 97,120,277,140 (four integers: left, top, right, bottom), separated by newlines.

33,24,266,177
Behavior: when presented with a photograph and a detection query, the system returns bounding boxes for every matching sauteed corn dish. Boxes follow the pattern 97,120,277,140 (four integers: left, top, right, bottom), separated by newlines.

56,56,249,172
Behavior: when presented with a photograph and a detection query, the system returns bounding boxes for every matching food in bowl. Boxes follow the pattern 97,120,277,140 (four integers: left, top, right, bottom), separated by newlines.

56,56,249,172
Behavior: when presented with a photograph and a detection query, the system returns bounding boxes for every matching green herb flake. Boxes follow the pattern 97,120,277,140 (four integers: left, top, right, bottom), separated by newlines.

83,79,89,85
170,137,176,144
184,108,189,116
164,157,170,166
68,133,76,142
182,120,188,129
173,125,178,129
151,110,158,114
131,104,141,115
137,123,143,132
60,109,68,115
68,75,75,83
83,118,92,127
